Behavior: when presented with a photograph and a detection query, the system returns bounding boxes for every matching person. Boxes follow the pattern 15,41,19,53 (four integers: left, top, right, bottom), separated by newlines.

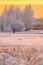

13,28,15,33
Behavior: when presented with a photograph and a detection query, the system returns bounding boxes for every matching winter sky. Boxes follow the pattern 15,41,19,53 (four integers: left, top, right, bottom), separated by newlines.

0,0,43,18
0,0,43,4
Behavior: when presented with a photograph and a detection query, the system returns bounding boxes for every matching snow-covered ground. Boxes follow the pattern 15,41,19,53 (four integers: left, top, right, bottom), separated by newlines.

0,31,43,47
0,31,43,65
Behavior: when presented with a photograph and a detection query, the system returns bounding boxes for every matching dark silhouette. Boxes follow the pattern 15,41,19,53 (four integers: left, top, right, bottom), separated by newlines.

13,28,15,33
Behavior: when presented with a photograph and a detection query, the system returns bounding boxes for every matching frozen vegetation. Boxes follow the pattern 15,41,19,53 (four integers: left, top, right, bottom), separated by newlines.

0,46,43,65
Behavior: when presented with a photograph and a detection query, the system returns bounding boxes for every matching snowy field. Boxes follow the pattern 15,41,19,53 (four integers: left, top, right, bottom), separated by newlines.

0,31,43,65
0,30,43,47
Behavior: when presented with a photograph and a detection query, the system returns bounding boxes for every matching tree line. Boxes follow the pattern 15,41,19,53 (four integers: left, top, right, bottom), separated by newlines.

0,4,43,32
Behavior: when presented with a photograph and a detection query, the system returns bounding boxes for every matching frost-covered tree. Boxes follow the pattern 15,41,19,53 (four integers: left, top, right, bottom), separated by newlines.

2,5,15,32
8,5,15,22
11,20,25,31
22,4,33,30
1,6,8,31
15,6,22,20
8,5,25,32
